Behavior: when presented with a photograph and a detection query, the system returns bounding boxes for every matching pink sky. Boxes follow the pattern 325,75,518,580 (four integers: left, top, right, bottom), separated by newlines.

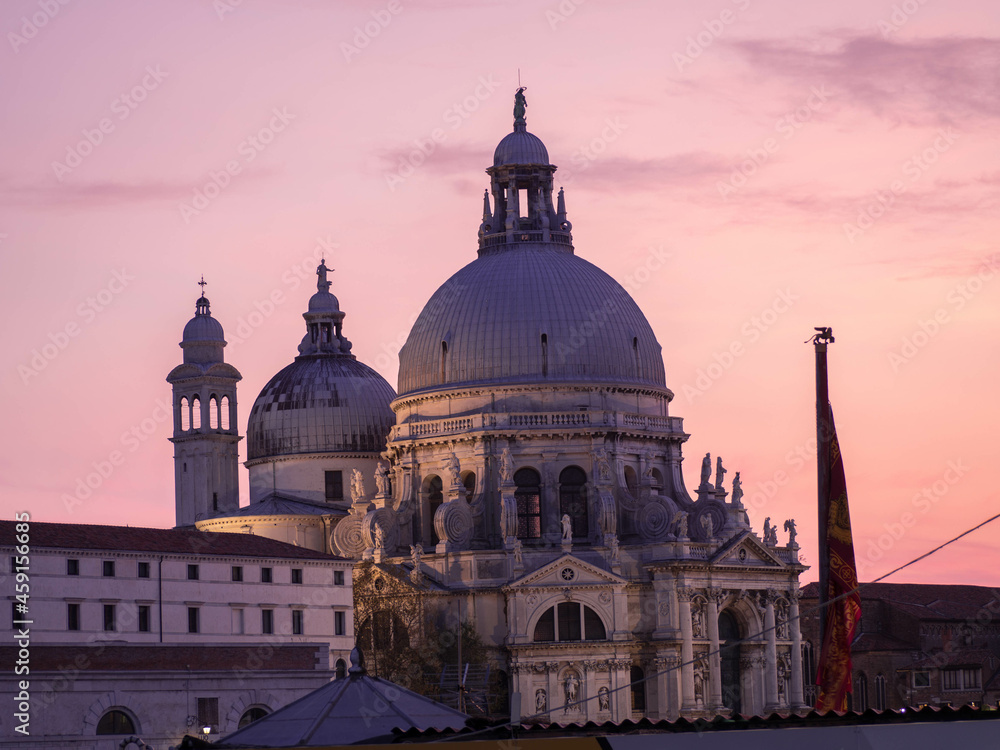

2,0,998,586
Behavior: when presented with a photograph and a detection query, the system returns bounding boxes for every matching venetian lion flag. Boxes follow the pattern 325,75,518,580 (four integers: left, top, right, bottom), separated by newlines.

815,409,862,712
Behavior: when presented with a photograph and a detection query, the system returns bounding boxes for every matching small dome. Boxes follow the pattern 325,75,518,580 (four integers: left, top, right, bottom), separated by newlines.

247,356,397,461
309,290,340,313
493,129,549,167
182,297,225,343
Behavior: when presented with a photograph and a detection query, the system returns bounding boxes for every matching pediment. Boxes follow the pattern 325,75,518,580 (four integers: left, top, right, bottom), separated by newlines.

710,531,786,568
508,553,627,589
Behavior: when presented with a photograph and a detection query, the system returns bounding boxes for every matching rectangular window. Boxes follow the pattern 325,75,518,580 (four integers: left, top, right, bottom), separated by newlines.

942,667,982,690
197,697,219,732
261,609,274,634
261,567,272,583
325,470,343,501
103,604,116,632
67,559,79,576
103,560,115,577
557,602,582,642
292,609,304,635
335,610,346,636
68,603,80,631
188,607,200,634
232,608,244,635
231,566,243,582
334,570,345,586
138,605,150,633
187,564,199,581
291,568,303,584
137,562,150,578
913,670,930,688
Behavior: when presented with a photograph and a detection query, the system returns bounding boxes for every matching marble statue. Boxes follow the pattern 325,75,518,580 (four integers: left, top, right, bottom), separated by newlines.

445,453,461,487
692,604,705,638
700,513,714,539
715,456,726,489
514,87,527,123
410,544,421,568
784,518,797,546
535,688,546,711
598,686,610,711
565,672,579,706
512,538,523,565
700,453,712,486
316,258,332,290
561,513,573,543
593,448,612,482
499,446,514,484
375,462,389,496
673,510,689,539
374,524,384,550
350,468,365,503
609,535,621,564
763,517,777,546
731,472,744,506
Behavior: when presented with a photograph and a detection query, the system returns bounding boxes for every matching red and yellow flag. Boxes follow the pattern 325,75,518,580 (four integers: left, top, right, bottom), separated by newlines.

815,410,862,712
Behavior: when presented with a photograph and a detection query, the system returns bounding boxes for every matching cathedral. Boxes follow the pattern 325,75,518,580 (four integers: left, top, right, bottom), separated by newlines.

171,91,807,721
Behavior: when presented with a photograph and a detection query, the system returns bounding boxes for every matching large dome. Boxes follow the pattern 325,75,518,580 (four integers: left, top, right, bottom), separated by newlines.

247,356,396,461
397,244,667,396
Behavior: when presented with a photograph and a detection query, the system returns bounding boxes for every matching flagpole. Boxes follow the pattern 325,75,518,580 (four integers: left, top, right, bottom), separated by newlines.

813,327,834,647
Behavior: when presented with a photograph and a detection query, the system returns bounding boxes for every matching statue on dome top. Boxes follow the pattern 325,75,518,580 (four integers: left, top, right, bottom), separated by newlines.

513,87,527,126
317,258,333,292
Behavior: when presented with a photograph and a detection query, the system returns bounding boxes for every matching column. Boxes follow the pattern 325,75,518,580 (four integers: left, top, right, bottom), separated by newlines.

706,592,723,710
789,593,805,708
764,591,779,711
584,662,597,722
678,589,696,710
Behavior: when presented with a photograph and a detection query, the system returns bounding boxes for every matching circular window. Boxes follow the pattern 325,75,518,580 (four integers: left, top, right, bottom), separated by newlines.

374,577,385,592
560,567,576,581
738,548,748,563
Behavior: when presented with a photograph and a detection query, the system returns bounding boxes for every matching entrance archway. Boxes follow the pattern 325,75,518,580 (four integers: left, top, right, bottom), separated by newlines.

718,610,741,714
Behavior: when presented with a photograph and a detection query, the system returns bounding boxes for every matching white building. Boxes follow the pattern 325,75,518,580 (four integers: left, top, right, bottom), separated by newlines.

0,520,353,748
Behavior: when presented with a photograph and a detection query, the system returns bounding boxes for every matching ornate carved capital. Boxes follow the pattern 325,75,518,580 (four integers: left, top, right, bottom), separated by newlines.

707,587,729,606
676,586,696,603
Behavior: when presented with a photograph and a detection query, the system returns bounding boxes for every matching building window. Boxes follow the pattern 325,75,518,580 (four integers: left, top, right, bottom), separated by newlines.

334,570,345,586
873,673,886,710
912,670,930,688
533,603,606,642
335,610,346,636
137,562,150,578
291,568,303,584
514,468,542,539
559,466,589,538
187,564,199,581
238,707,268,728
854,673,869,711
197,697,219,733
188,607,200,634
802,641,817,705
942,667,981,691
325,470,343,501
261,567,272,583
138,605,150,633
67,603,80,631
232,566,243,582
262,609,274,635
67,559,79,576
232,608,244,635
427,475,444,544
103,604,116,632
96,709,136,735
335,658,347,679
631,665,646,713
292,609,304,635
103,560,115,577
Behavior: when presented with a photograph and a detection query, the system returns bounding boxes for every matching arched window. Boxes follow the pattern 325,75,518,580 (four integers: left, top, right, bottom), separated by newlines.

650,468,664,490
180,397,190,431
426,475,443,544
335,658,347,679
559,466,588,539
533,603,606,642
440,341,448,383
209,396,220,429
238,707,269,728
96,709,136,734
540,333,548,376
718,610,742,714
874,674,887,711
631,665,646,713
624,465,638,497
514,468,541,539
633,336,642,378
802,641,817,706
855,673,869,711
462,471,476,503
191,396,202,430
221,395,231,430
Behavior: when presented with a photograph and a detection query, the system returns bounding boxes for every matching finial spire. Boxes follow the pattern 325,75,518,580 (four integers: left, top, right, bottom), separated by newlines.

513,87,527,132
316,258,333,293
198,275,207,298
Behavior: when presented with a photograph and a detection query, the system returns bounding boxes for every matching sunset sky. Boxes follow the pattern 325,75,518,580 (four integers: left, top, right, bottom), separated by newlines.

2,0,998,586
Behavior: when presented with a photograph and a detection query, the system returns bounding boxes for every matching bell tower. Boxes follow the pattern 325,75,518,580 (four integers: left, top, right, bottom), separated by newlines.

166,281,242,527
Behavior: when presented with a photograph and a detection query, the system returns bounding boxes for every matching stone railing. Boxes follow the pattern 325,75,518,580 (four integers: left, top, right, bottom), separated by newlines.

389,411,685,442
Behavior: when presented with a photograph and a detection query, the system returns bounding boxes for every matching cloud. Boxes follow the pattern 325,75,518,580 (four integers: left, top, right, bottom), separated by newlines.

728,34,1000,127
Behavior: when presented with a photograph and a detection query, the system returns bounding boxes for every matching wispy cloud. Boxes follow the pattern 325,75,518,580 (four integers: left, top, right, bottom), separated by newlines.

728,34,1000,127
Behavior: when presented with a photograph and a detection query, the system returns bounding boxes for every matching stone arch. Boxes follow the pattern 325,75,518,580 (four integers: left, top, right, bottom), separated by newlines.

82,692,141,735
420,473,443,545
526,591,611,641
224,689,279,732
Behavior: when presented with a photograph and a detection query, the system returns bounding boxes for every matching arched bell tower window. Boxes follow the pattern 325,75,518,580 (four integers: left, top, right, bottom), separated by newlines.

533,602,606,642
180,397,190,432
191,396,202,430
559,466,588,539
514,468,541,539
220,395,231,430
209,395,220,430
